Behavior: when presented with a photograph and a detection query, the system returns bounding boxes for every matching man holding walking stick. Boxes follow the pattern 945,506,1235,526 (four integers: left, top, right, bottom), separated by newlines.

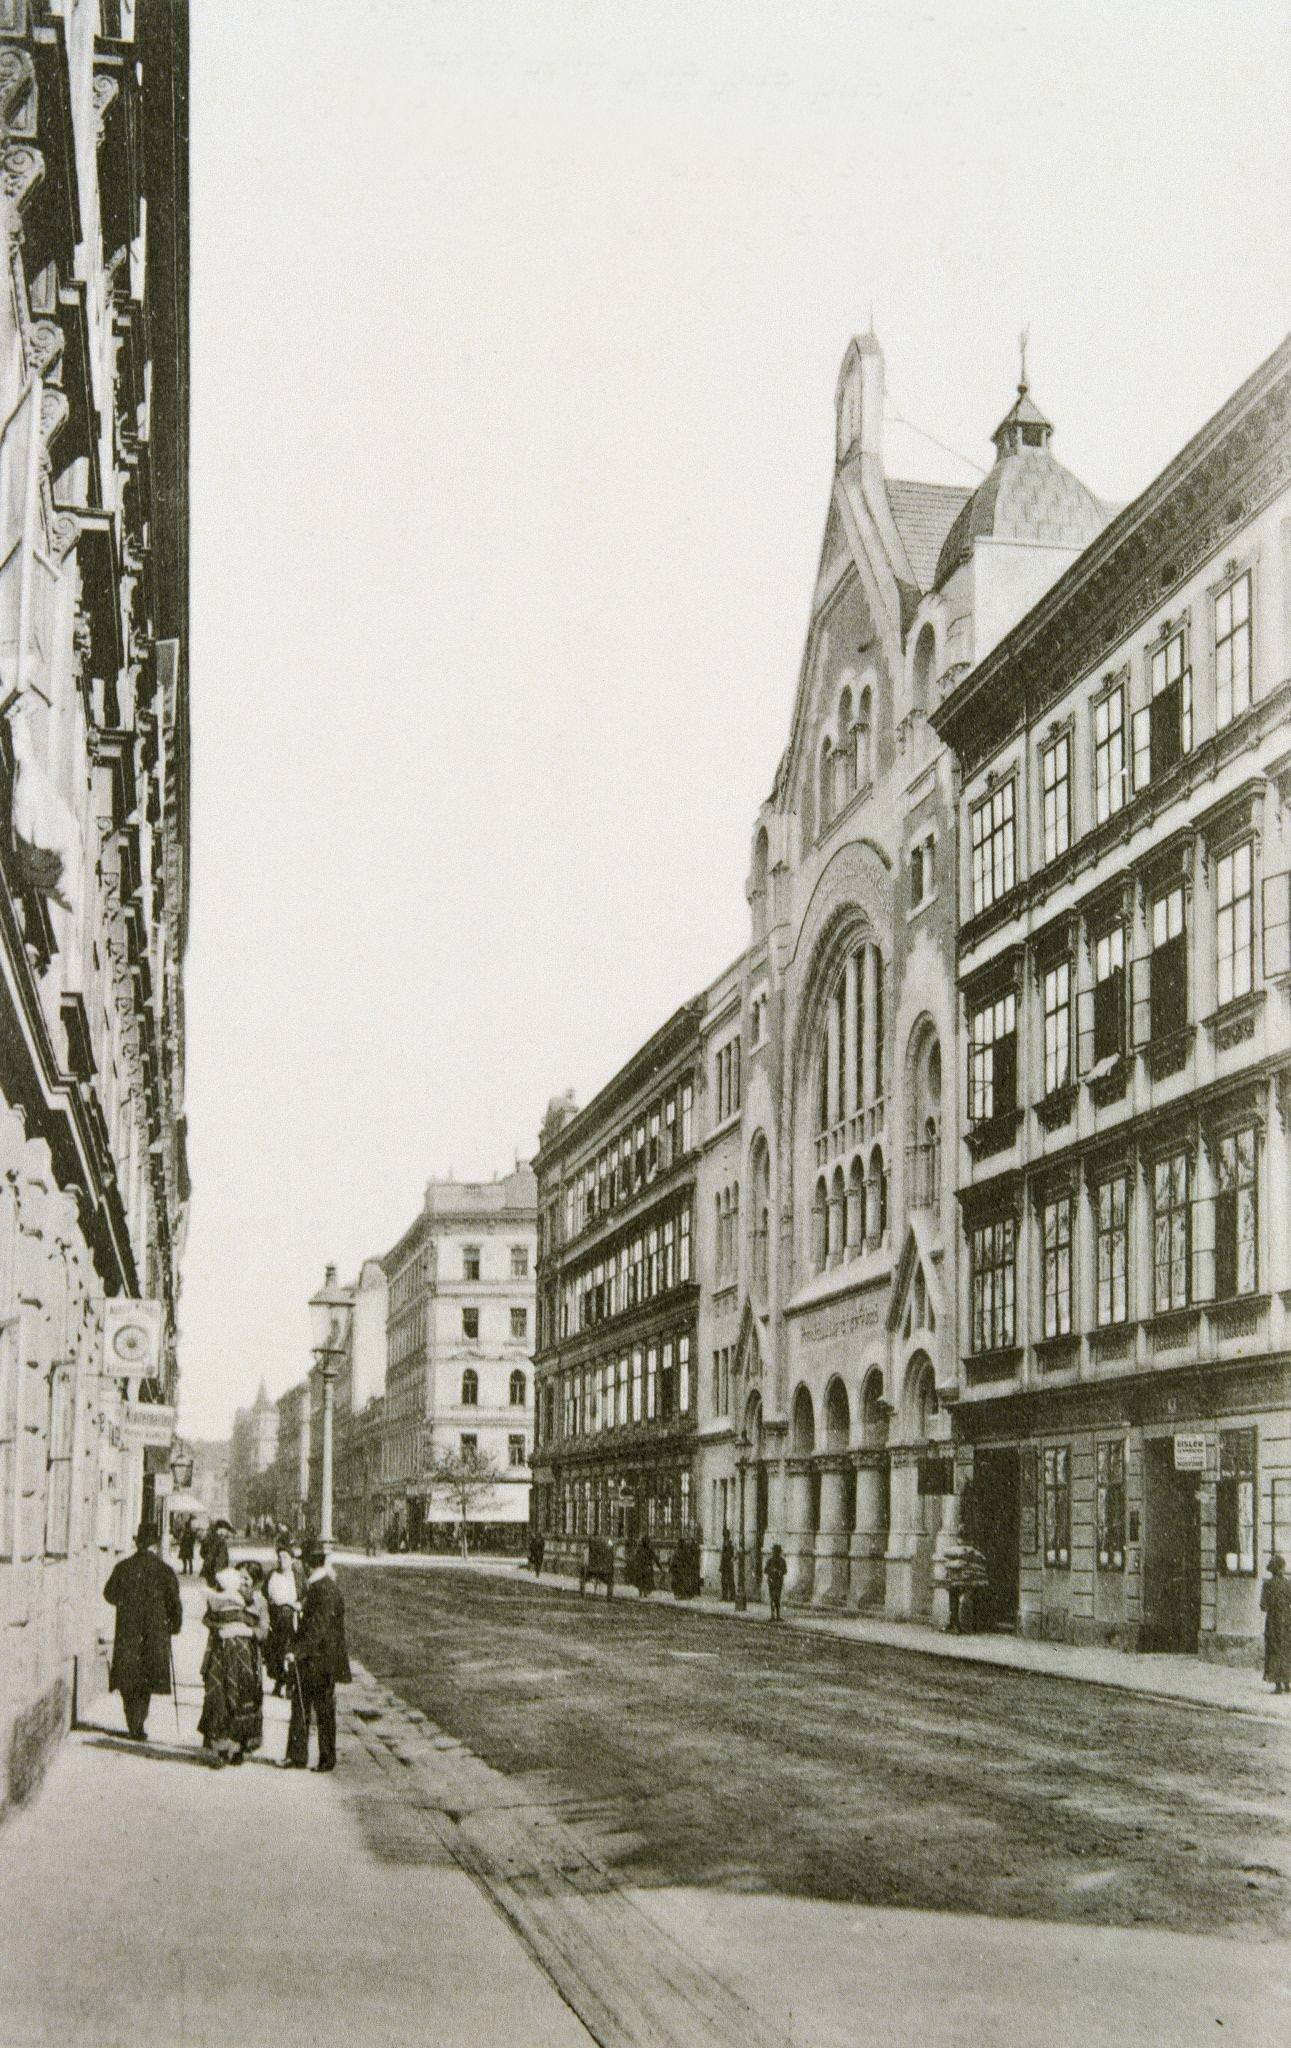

103,1521,183,1743
283,1543,351,1772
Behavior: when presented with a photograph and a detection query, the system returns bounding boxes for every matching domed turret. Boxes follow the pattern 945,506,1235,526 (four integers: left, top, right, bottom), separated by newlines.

933,367,1108,590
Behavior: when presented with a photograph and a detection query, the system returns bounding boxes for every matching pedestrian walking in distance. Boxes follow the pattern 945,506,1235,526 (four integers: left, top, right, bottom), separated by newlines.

719,1529,737,1603
200,1516,232,1588
176,1519,197,1576
1261,1553,1291,1695
198,1566,265,1767
265,1540,301,1697
285,1543,352,1772
103,1521,183,1742
764,1542,787,1620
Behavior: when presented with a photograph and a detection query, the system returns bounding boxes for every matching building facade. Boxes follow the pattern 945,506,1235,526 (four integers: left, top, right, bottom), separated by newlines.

0,0,189,1814
531,1006,701,1569
379,1167,536,1551
226,1381,277,1528
271,1378,310,1535
934,336,1291,1661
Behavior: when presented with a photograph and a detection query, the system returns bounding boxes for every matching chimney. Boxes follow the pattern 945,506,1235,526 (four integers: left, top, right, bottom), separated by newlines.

324,1263,337,1286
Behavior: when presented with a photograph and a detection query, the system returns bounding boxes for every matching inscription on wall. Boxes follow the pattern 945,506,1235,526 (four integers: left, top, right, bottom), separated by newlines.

801,1300,881,1345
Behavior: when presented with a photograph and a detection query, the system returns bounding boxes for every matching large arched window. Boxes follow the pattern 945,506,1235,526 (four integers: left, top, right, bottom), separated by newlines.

509,1369,526,1407
812,1177,828,1273
847,1156,866,1254
829,1164,846,1265
912,624,936,714
866,1145,887,1245
461,1368,479,1407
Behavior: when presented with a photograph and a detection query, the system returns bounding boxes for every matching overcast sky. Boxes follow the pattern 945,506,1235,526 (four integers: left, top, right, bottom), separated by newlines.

181,0,1290,1438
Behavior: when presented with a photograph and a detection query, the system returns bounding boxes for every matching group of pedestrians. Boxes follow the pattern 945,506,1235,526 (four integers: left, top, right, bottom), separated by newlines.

101,1524,352,1771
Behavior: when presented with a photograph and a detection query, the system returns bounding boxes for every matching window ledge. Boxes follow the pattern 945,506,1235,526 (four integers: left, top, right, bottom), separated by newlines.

965,1345,1022,1384
1141,1025,1195,1082
1035,1083,1077,1133
1146,1307,1200,1350
1087,1056,1132,1107
1034,1332,1079,1369
1203,989,1265,1052
966,1108,1023,1161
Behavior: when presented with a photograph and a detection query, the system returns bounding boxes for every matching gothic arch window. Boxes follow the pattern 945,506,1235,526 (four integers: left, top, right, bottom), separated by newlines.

837,687,855,806
791,1383,816,1456
829,1163,846,1266
860,1369,888,1450
824,1376,850,1451
856,686,872,787
847,1156,866,1254
912,624,936,714
908,1353,937,1440
812,1176,828,1273
509,1369,526,1406
461,1368,479,1407
819,737,835,830
866,1144,887,1244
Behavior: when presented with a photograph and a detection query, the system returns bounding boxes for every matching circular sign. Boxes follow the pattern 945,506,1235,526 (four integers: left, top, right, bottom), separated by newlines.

112,1322,150,1365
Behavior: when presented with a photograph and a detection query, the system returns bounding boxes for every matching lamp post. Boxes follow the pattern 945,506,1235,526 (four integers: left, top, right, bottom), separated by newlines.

735,1432,749,1611
308,1264,351,1549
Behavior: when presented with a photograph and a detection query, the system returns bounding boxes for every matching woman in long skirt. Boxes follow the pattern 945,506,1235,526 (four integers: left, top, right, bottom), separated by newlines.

1261,1554,1291,1695
198,1567,265,1766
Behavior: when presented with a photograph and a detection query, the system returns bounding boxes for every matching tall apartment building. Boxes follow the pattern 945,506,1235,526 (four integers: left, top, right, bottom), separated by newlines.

933,336,1291,1660
380,1167,537,1550
531,1006,701,1566
0,1,189,1814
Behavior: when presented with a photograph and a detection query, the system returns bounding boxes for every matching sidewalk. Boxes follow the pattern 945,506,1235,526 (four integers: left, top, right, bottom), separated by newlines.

0,1577,594,2048
342,1551,1290,1723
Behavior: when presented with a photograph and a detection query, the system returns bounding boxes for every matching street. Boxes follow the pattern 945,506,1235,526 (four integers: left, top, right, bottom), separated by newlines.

344,1563,1291,1943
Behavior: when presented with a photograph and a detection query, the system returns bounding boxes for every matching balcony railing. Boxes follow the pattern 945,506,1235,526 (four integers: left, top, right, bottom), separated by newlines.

814,1096,884,1169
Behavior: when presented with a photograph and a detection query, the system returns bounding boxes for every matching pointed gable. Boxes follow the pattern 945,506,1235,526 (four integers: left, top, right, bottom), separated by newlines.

887,1215,943,1340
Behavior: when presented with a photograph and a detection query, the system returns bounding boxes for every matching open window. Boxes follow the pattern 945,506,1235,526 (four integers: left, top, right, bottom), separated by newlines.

1132,628,1192,790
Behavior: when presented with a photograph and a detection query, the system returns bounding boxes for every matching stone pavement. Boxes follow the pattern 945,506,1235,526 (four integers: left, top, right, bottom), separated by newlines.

332,1549,1291,1724
0,1576,595,2048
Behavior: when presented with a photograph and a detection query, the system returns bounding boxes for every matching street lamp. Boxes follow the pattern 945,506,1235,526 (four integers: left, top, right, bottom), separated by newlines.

308,1264,351,1548
735,1431,750,1611
169,1439,194,1491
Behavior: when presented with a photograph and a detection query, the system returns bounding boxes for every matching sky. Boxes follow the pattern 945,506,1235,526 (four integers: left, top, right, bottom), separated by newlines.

181,0,1291,1437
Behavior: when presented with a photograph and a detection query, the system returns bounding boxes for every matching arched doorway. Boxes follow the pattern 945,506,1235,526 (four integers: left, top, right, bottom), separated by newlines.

788,1384,818,1599
853,1368,890,1609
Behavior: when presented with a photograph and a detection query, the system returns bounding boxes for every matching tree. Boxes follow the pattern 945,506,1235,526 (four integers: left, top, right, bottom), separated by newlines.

424,1442,500,1558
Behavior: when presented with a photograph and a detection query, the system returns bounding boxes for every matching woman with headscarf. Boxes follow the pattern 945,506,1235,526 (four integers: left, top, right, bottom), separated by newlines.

1260,1554,1291,1694
197,1566,265,1766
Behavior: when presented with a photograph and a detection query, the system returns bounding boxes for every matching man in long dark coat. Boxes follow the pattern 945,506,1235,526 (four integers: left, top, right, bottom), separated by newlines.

284,1544,352,1772
104,1522,183,1740
200,1518,232,1587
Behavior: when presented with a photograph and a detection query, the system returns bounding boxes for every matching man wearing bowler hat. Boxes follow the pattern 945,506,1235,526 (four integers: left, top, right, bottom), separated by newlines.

284,1543,352,1771
103,1520,183,1742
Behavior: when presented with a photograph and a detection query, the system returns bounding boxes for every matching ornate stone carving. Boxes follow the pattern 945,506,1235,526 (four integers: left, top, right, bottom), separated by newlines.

51,512,80,562
27,317,64,382
0,46,36,139
1,141,43,210
91,73,119,139
38,385,68,456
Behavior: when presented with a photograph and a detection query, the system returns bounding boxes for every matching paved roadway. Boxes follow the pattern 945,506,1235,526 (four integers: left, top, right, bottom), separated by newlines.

343,1563,1289,1945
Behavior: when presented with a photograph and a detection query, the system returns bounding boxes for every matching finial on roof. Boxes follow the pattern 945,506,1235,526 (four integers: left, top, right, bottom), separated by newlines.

1018,325,1030,394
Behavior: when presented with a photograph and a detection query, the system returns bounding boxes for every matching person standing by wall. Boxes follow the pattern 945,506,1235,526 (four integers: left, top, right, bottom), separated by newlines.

1261,1554,1291,1695
103,1524,183,1742
763,1542,787,1621
284,1545,352,1772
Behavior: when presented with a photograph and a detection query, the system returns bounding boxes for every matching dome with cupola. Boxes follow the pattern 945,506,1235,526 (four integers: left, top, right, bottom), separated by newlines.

933,370,1110,590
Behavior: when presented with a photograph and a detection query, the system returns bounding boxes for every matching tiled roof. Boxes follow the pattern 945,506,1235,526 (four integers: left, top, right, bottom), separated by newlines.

885,479,973,591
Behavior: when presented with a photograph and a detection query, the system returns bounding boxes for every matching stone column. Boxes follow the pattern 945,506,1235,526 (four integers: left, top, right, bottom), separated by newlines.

814,1459,850,1604
826,993,840,1130
849,1453,889,1609
785,1460,815,1600
843,951,859,1119
884,1445,936,1619
863,944,880,1108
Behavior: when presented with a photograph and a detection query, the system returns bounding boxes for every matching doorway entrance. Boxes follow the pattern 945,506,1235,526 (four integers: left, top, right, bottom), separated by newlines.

1143,1439,1201,1652
971,1447,1020,1629
754,1464,768,1585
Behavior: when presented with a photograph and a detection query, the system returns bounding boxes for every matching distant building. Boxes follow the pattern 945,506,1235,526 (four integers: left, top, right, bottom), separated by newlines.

531,1007,702,1567
187,1440,231,1528
380,1168,537,1550
272,1381,311,1535
227,1383,278,1528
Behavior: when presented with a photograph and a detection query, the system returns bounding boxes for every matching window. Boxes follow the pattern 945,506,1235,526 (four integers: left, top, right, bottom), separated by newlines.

508,1368,526,1406
1134,627,1192,787
1214,1126,1258,1300
1096,1441,1125,1570
460,1368,479,1405
462,1308,480,1341
1042,1195,1073,1338
1092,925,1125,1063
631,1346,643,1423
1043,961,1071,1096
463,1246,481,1282
510,1307,527,1340
510,1244,529,1279
1153,1150,1191,1313
716,1038,742,1122
44,1365,74,1557
1218,1428,1256,1574
679,1207,691,1281
1148,885,1187,1041
679,1334,691,1415
646,1344,658,1421
681,1083,693,1152
1216,843,1254,1007
1043,1446,1071,1567
1096,1174,1130,1327
460,1433,477,1456
970,779,1016,915
969,992,1017,1123
971,1216,1016,1352
508,1433,526,1468
1094,686,1126,823
1215,572,1252,729
911,844,924,905
1041,733,1071,863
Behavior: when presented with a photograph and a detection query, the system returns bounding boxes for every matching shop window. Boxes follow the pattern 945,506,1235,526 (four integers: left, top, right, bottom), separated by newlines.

1217,1428,1256,1576
1096,1440,1125,1570
1043,1445,1071,1567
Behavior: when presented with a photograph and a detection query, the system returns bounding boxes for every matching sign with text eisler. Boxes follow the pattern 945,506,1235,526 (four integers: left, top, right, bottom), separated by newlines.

1173,1433,1206,1471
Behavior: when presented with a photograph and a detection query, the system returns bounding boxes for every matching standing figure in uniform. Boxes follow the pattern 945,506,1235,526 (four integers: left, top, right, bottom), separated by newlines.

284,1544,352,1772
103,1522,183,1742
